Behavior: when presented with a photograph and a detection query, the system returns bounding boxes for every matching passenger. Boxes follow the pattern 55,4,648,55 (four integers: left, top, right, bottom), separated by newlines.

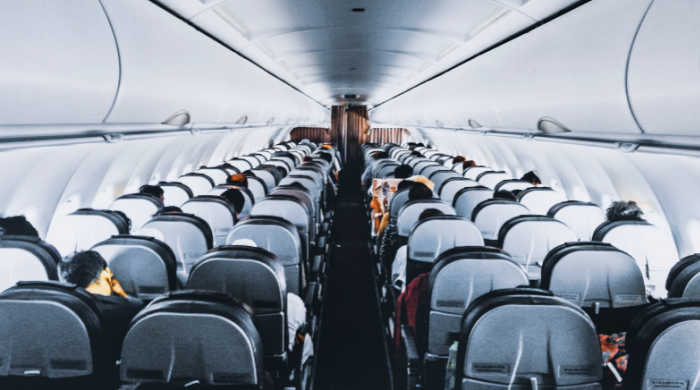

58,250,144,360
232,239,308,352
408,181,433,201
494,190,517,201
0,215,39,236
407,175,435,192
226,173,248,187
521,170,542,186
302,155,314,163
391,209,445,292
394,164,413,179
452,155,466,166
220,188,245,220
139,184,165,202
606,200,644,222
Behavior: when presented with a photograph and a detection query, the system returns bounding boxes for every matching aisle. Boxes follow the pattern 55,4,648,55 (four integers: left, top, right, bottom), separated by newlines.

314,167,392,390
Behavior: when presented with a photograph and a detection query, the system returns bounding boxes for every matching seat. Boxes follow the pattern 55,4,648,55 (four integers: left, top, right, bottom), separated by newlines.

47,208,130,255
377,162,400,178
209,185,255,217
245,175,269,202
251,168,278,192
0,281,104,388
462,166,491,180
270,189,317,241
405,216,483,284
0,235,60,291
186,246,288,359
625,298,700,390
452,186,492,220
92,235,178,298
593,219,677,297
494,179,533,193
476,170,510,189
541,242,647,331
196,167,229,185
428,169,459,192
137,213,213,282
267,159,291,175
417,163,443,178
438,178,478,205
471,199,530,246
110,193,162,230
413,160,438,175
396,200,456,238
228,158,253,173
389,188,411,225
453,288,602,389
516,187,567,214
666,253,700,298
417,247,528,390
157,181,193,207
181,195,237,247
227,217,304,295
497,215,577,281
178,173,215,196
119,290,263,388
251,195,312,261
548,201,606,240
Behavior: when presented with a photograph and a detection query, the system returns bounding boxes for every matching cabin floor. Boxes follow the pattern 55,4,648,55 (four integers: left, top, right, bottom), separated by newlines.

314,166,392,390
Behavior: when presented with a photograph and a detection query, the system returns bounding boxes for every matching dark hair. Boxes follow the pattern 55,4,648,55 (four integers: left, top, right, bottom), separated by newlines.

226,173,248,187
494,190,517,201
408,182,433,201
302,156,313,163
157,206,182,215
59,250,107,288
372,151,389,160
221,189,245,214
139,184,164,199
397,180,414,192
463,160,477,169
394,164,413,179
606,201,644,222
452,155,466,164
419,208,443,221
242,170,256,177
0,215,39,237
521,171,541,185
409,151,423,158
316,152,332,163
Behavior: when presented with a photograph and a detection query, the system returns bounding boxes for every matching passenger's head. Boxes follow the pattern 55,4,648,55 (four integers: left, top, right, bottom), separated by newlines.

409,151,423,158
452,155,466,164
463,160,477,169
302,156,313,163
394,164,413,179
226,173,248,187
59,250,114,295
0,215,38,237
408,182,433,201
494,190,517,201
221,188,245,216
606,201,644,222
371,151,389,160
419,208,443,222
139,184,164,201
397,180,414,192
316,152,333,163
521,171,542,186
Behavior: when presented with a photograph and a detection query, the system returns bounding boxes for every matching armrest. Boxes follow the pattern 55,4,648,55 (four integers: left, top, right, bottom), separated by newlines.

304,282,317,308
401,325,422,389
311,254,323,278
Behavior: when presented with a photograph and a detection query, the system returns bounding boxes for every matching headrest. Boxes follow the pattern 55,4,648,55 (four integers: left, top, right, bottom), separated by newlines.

417,163,442,177
389,188,411,221
120,289,262,387
178,173,214,195
226,217,301,265
476,171,510,189
452,186,492,219
471,199,530,241
0,235,60,291
251,196,310,234
457,288,601,387
666,254,700,298
157,181,193,206
227,158,253,172
463,166,491,180
516,186,567,214
547,200,605,240
251,169,277,191
541,242,647,308
624,299,700,390
0,281,101,379
48,209,130,255
196,167,229,185
494,179,533,193
396,200,456,237
111,194,162,230
141,213,213,250
427,169,459,188
438,178,478,203
407,216,483,264
92,235,178,298
181,196,237,246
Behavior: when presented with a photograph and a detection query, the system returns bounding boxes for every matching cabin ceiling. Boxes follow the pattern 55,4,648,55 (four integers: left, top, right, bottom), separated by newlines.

155,0,579,106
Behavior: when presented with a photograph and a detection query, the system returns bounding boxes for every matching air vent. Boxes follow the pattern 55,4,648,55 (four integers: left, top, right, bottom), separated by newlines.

162,110,191,127
537,116,571,133
351,8,365,13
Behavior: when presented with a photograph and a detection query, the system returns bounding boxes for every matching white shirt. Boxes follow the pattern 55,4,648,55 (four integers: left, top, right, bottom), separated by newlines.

391,245,408,292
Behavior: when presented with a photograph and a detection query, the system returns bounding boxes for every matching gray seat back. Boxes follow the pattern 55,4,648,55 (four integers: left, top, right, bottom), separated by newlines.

251,169,277,192
494,179,533,193
178,173,214,196
158,181,193,207
110,194,162,230
453,186,492,220
251,196,311,260
0,235,59,291
396,200,456,237
472,200,530,243
439,178,479,205
476,171,510,189
462,166,491,180
548,201,606,240
429,170,460,192
516,187,568,214
181,195,237,247
389,188,411,224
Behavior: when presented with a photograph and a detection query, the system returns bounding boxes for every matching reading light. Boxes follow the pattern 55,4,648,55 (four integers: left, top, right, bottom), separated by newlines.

162,110,191,127
537,116,571,133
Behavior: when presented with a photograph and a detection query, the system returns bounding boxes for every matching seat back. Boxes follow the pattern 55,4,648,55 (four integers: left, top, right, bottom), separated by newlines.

667,254,700,298
251,168,278,192
548,201,606,240
498,216,577,280
516,187,567,214
226,217,303,295
419,164,445,180
0,235,60,292
456,289,602,389
48,208,130,255
92,235,177,299
197,167,229,185
377,162,400,178
245,175,268,202
541,242,647,309
471,200,530,244
389,188,411,224
120,290,262,388
413,160,439,175
181,196,237,246
0,281,101,381
209,185,254,217
138,214,213,277
476,171,510,189
228,158,253,173
453,186,492,220
428,169,459,192
187,247,287,357
158,181,193,207
463,166,491,180
178,173,215,195
427,247,527,356
625,299,700,390
494,179,533,193
251,196,311,259
439,178,479,205
593,220,677,297
110,193,162,230
396,200,456,237
406,216,483,283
